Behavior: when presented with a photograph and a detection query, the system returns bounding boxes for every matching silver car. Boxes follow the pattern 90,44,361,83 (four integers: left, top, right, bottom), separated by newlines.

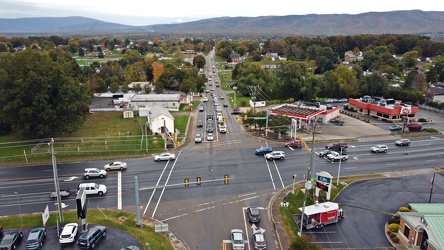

230,229,245,250
195,133,202,143
83,168,107,179
104,161,127,171
371,145,388,153
154,153,176,161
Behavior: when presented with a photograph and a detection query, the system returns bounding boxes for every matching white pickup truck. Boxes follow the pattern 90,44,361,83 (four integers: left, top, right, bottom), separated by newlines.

326,151,348,161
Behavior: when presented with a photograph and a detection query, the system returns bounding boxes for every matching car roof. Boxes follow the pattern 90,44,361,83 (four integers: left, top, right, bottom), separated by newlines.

249,207,260,214
253,233,265,241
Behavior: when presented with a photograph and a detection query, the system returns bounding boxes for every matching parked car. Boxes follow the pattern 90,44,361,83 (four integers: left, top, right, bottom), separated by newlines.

230,229,245,250
265,151,285,160
77,225,106,249
83,168,107,179
284,140,302,148
154,153,176,161
329,119,345,126
255,147,273,155
207,133,214,141
389,125,403,131
371,145,388,153
395,139,411,146
252,233,267,250
0,230,23,250
104,161,127,171
325,142,348,151
318,149,333,158
77,183,107,196
194,133,202,143
25,227,46,250
59,223,78,244
247,207,261,223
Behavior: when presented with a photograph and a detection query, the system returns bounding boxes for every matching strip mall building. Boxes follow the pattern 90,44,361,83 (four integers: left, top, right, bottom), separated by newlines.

347,98,420,122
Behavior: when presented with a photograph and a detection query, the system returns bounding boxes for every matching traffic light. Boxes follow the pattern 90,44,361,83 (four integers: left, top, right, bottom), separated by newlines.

293,174,297,179
224,174,229,185
184,178,189,187
244,115,247,121
235,115,239,120
197,177,202,185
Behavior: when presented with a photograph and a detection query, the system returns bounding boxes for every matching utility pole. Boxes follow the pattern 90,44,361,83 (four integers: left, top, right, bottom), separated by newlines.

50,138,64,223
163,119,167,151
135,176,141,226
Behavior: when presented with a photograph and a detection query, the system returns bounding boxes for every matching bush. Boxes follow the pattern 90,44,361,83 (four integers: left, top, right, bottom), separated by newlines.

392,236,400,243
388,223,399,232
423,128,438,132
390,232,397,238
399,206,410,212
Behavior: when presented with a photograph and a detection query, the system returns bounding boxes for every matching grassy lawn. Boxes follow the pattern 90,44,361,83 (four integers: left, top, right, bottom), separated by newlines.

1,209,173,250
0,111,192,166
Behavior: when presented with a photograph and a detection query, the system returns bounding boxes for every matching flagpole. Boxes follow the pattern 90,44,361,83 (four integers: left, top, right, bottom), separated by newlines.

429,172,436,203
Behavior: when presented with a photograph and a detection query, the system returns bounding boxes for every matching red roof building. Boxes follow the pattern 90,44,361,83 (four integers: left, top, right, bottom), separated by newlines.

347,98,419,121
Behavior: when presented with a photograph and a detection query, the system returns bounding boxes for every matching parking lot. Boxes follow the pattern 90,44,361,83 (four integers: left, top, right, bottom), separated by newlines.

4,224,142,250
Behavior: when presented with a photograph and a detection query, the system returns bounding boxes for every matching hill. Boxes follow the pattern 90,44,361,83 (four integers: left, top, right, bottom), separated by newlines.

1,10,444,37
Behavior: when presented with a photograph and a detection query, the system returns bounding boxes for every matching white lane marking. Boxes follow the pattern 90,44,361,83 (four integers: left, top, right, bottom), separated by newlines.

344,167,357,170
264,156,276,190
243,207,251,250
117,171,122,210
272,160,285,188
163,213,188,221
195,206,215,213
238,192,256,198
151,151,182,217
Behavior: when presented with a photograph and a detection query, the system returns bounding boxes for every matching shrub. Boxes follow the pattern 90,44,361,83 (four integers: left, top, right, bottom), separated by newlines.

388,223,399,232
399,207,410,212
392,236,400,243
423,128,438,132
390,232,397,238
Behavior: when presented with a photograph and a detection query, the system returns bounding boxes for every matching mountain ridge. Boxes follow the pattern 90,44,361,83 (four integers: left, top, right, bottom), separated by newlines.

1,10,444,36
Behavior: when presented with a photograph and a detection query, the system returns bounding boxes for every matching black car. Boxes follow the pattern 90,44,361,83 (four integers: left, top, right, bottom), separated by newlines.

0,230,23,250
196,120,203,128
318,149,333,158
223,103,228,107
247,207,261,223
329,119,345,126
77,226,106,249
206,124,214,133
25,227,46,250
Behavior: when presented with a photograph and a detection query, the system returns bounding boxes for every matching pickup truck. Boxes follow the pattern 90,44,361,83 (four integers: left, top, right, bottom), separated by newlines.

326,151,348,161
50,189,71,198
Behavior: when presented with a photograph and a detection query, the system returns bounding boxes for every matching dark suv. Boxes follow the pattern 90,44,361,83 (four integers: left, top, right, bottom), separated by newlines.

77,226,106,249
247,207,261,223
325,142,348,151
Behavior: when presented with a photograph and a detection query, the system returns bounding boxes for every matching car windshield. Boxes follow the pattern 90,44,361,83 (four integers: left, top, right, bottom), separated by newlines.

1,235,13,244
94,184,99,189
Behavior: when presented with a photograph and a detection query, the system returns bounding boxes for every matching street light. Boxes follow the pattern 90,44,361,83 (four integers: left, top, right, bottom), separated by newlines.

337,145,355,185
14,192,23,225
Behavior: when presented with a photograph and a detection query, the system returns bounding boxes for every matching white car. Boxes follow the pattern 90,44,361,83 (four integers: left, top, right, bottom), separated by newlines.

195,133,202,143
230,229,245,250
77,183,107,196
59,223,78,244
83,168,107,179
207,133,214,141
203,97,208,102
371,145,388,153
104,161,127,171
154,153,176,161
265,151,285,160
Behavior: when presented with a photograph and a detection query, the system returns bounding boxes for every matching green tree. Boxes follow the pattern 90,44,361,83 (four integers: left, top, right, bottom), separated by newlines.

193,54,206,69
0,49,90,139
359,72,389,97
403,51,419,69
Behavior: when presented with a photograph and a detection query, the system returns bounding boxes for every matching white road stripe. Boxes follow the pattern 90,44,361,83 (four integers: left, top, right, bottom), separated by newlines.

264,156,276,190
117,171,122,210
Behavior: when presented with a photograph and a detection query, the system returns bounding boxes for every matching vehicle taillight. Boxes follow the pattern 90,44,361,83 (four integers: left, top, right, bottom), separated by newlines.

35,239,39,242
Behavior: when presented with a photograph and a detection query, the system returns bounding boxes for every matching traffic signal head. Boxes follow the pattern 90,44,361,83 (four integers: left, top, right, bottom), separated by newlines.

197,177,202,185
244,115,247,120
293,174,297,179
184,178,189,187
224,174,229,185
235,115,239,120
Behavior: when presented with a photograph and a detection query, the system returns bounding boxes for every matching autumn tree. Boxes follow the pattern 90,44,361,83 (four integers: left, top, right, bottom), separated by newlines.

152,61,164,82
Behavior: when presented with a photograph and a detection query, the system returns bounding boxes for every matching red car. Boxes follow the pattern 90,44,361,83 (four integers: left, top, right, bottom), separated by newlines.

285,140,302,148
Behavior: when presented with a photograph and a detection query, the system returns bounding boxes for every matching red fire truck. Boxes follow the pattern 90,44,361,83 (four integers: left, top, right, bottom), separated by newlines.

299,201,344,229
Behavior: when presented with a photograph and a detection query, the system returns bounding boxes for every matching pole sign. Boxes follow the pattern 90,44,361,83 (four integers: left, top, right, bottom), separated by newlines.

316,171,333,200
42,205,50,226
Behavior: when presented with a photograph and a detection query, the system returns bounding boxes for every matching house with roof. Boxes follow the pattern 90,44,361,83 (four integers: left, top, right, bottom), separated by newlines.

121,93,182,111
425,87,444,103
139,105,175,135
398,203,444,250
230,53,241,63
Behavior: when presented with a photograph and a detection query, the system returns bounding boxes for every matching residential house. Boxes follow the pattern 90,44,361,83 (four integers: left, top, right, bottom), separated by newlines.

140,105,175,135
425,87,444,103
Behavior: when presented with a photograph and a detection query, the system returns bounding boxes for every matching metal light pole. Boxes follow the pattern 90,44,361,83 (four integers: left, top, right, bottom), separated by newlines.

163,119,167,151
14,192,23,225
50,138,64,223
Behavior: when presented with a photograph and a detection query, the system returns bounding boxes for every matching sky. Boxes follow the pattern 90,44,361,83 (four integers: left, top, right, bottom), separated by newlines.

1,0,444,26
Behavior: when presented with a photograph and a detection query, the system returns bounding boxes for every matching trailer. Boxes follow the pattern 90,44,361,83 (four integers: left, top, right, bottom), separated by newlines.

299,201,344,229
